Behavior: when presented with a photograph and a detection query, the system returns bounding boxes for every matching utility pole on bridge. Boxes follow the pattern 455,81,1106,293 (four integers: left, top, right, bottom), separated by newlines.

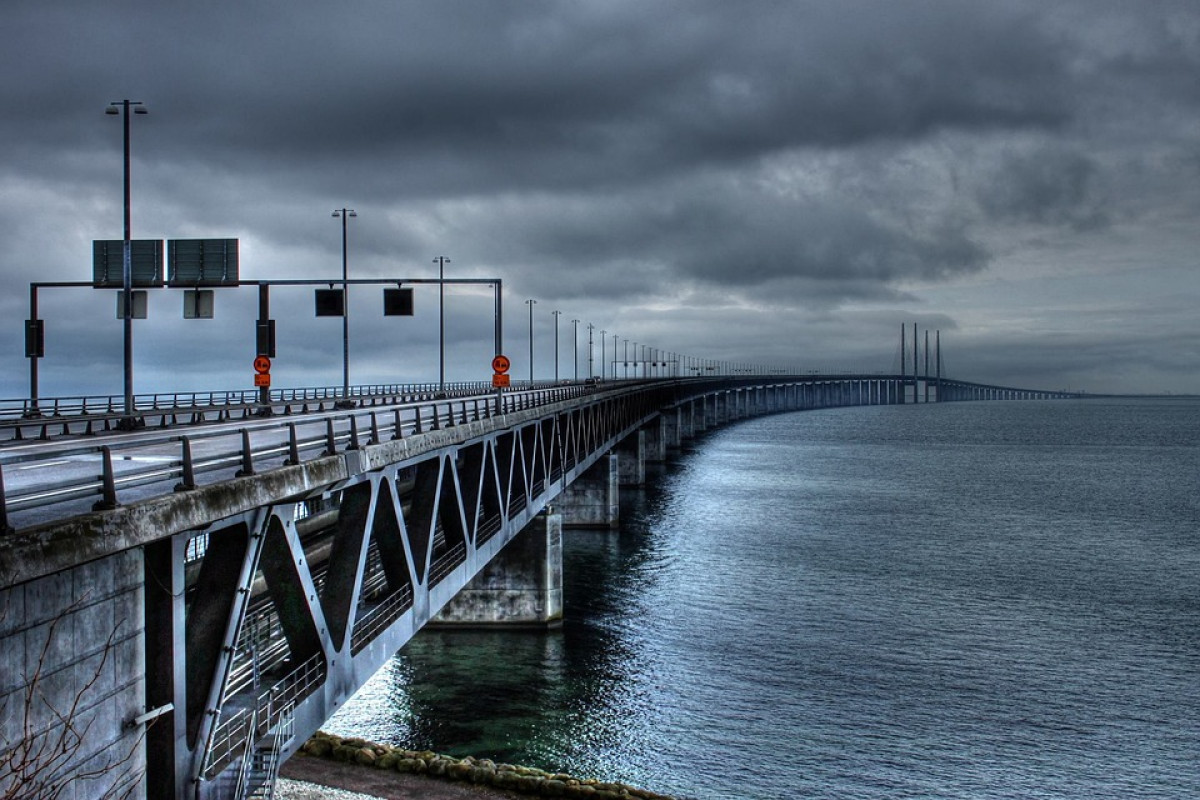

105,98,147,428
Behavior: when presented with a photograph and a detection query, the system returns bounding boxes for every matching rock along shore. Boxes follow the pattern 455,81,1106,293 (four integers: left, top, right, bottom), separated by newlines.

296,731,682,800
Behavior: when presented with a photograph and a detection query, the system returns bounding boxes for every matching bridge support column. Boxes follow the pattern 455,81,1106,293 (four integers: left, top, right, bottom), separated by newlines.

0,550,147,799
433,513,563,627
691,398,707,433
643,416,667,463
558,454,619,529
618,430,646,486
704,395,718,429
143,534,188,800
662,407,682,450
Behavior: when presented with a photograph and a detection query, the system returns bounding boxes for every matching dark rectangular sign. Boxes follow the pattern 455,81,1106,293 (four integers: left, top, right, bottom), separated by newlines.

383,287,414,316
93,239,164,288
315,289,345,317
25,319,44,358
256,320,276,357
167,238,239,286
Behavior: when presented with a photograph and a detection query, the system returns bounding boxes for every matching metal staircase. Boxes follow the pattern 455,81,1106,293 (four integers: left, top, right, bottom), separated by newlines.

234,704,294,800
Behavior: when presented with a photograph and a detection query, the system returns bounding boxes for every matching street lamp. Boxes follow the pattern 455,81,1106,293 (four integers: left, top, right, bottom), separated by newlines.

571,319,579,380
105,99,147,427
623,339,628,378
600,330,606,380
526,299,537,383
434,256,450,394
332,208,356,406
587,323,594,379
612,333,618,378
552,310,562,382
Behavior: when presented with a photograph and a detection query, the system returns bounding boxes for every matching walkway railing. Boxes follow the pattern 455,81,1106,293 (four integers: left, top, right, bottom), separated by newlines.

0,373,1084,534
0,382,608,531
0,381,508,422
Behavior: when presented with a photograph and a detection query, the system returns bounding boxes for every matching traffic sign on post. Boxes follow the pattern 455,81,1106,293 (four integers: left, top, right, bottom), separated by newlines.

492,373,510,388
492,354,510,374
254,373,271,388
253,355,272,374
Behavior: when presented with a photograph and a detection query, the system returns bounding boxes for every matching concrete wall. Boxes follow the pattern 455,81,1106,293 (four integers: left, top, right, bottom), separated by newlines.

617,430,646,487
643,416,667,464
433,514,563,627
0,551,145,800
558,455,619,529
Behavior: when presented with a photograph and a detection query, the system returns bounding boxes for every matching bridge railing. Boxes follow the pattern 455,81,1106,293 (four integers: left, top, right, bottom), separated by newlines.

0,373,1082,532
0,381,512,422
0,380,639,530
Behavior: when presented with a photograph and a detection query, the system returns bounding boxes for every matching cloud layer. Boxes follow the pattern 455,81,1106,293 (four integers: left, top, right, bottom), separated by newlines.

2,1,1199,396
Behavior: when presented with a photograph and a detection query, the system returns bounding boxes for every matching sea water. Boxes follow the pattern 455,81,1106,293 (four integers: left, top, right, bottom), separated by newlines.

328,397,1200,799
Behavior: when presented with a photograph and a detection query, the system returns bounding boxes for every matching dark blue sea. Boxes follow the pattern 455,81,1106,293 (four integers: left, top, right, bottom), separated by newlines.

328,397,1200,799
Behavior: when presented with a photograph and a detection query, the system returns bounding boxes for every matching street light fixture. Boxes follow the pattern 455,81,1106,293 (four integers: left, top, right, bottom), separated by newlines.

434,256,450,394
552,310,562,382
106,99,147,427
571,319,579,380
600,330,606,380
587,323,594,379
332,208,356,406
526,299,537,383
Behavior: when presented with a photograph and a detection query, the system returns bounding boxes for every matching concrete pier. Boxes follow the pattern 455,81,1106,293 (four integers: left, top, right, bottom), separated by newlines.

433,513,563,627
662,407,682,452
0,550,146,798
558,454,619,529
617,430,646,487
643,416,667,464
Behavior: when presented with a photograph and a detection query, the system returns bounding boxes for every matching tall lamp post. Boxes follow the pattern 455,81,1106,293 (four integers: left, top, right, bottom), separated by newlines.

434,255,450,394
526,299,537,383
571,319,579,380
600,330,606,380
551,310,561,382
105,99,147,426
332,208,356,406
587,324,594,379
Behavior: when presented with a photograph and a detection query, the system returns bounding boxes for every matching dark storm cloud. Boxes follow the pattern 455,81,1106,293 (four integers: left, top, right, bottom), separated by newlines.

520,185,989,292
3,0,1078,195
977,145,1109,231
1,1,1199,395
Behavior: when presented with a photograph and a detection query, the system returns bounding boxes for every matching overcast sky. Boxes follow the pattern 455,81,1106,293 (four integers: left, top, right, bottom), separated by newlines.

2,1,1199,397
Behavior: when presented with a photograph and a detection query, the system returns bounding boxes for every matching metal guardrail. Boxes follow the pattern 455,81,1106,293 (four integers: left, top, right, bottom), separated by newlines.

1,374,913,531
204,654,324,780
0,382,614,531
0,381,505,422
350,585,415,654
428,541,467,588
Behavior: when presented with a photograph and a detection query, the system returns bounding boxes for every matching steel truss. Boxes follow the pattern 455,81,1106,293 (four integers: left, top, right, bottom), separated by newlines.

145,383,682,799
137,372,1042,799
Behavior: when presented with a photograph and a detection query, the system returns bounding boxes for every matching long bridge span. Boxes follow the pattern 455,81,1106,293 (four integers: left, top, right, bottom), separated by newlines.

0,373,1081,799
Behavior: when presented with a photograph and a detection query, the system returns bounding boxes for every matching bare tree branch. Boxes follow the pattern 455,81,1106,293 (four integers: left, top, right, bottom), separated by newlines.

1,594,147,800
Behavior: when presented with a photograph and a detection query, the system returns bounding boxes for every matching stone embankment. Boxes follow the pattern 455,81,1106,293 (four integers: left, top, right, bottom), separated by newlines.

298,731,681,800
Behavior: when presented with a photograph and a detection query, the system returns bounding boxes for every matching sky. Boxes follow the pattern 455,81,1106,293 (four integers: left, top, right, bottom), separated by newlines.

2,0,1199,398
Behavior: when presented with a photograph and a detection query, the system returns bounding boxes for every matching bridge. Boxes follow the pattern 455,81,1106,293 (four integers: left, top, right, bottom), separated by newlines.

0,370,1082,799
